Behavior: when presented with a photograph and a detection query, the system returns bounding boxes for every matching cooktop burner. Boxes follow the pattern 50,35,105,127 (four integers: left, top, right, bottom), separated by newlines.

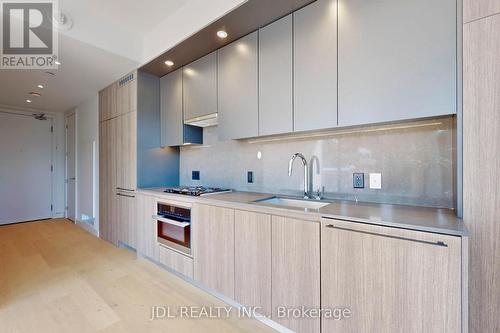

164,186,232,196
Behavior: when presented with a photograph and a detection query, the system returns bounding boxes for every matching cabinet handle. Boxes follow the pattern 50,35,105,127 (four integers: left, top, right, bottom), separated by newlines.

116,187,135,192
325,224,448,247
152,215,190,228
117,193,135,198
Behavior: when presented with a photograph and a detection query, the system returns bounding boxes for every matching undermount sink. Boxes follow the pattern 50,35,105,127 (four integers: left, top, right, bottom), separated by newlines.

253,196,330,210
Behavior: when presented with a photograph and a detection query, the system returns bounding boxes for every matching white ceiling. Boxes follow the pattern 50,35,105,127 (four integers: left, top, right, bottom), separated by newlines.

0,0,192,113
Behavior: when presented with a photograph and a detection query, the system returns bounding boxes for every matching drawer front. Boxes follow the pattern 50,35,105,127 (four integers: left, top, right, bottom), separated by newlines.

158,244,194,278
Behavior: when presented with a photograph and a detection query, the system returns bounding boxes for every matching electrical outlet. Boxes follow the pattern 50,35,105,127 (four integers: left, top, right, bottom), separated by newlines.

247,171,254,183
353,173,365,188
192,170,200,180
369,173,382,189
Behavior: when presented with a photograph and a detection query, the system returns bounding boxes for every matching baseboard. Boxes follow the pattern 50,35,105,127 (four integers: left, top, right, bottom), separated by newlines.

75,219,98,236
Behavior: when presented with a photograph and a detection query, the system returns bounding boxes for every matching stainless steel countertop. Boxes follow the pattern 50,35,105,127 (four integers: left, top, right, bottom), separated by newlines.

138,188,467,236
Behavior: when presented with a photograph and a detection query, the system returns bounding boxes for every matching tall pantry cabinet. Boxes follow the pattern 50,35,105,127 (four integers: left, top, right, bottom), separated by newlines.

99,71,179,249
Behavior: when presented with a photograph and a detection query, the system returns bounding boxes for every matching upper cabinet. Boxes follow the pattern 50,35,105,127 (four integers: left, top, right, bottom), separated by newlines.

294,0,338,132
217,31,259,140
99,82,117,122
160,69,203,147
183,51,218,123
160,69,184,147
338,0,457,126
258,15,293,136
117,72,137,116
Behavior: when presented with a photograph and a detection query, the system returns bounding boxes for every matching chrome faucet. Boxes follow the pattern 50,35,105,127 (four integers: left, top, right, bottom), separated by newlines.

288,153,310,199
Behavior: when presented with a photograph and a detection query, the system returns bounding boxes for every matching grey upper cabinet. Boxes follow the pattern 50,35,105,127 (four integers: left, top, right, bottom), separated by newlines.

259,15,293,136
294,0,338,132
160,69,202,147
217,31,259,140
183,51,217,121
160,69,183,147
338,0,457,126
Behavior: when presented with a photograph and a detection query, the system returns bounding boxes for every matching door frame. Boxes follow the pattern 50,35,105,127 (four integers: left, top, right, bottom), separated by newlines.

65,111,76,221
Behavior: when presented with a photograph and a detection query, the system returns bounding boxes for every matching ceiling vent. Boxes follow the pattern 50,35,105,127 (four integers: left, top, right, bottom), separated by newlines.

33,113,47,121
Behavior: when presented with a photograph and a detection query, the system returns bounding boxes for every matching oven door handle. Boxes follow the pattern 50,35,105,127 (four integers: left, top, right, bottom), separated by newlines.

153,215,190,228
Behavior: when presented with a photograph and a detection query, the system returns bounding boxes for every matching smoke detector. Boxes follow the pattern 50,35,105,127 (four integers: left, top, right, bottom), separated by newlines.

53,11,73,31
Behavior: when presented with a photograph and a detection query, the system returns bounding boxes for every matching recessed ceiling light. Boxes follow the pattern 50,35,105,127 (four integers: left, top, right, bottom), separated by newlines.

164,60,174,66
37,84,44,89
55,60,61,65
217,30,228,39
26,99,32,103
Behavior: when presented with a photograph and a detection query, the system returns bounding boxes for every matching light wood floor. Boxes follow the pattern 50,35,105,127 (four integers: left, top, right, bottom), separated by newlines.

0,219,275,333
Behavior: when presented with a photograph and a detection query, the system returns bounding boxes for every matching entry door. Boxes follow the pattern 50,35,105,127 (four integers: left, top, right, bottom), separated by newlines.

0,112,53,225
66,113,76,221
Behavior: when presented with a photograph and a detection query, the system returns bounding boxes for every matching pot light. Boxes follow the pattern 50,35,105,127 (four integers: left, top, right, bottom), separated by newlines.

37,84,44,89
55,60,61,65
26,99,32,103
217,30,228,39
165,60,174,66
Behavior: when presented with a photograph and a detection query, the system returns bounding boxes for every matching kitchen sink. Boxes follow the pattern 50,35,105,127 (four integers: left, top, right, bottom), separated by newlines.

253,196,330,210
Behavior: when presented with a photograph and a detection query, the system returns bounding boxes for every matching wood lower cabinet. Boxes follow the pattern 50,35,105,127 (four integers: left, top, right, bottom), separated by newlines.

321,218,462,333
193,204,235,298
158,245,194,278
117,191,137,248
136,193,159,261
272,216,321,333
234,210,272,316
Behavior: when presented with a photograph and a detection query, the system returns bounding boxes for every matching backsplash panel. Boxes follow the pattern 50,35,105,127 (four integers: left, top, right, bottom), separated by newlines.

180,117,456,209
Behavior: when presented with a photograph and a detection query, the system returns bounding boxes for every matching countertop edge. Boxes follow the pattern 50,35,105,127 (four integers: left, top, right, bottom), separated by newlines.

137,188,468,237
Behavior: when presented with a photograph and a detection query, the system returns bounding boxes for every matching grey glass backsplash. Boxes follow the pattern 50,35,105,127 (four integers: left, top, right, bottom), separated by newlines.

180,117,456,209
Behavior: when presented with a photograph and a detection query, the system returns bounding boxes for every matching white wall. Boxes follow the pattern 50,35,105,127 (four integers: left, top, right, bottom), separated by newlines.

67,95,99,233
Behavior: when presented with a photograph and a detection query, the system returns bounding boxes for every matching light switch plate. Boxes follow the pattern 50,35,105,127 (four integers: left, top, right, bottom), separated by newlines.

369,173,382,189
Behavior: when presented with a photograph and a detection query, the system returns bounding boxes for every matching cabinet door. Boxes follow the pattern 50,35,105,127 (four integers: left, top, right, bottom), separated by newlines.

183,51,217,121
259,14,293,136
234,210,272,316
117,192,137,248
136,194,159,261
116,73,137,117
193,204,235,298
272,216,320,333
217,31,258,140
321,219,462,333
118,111,137,191
99,88,109,122
160,69,184,147
108,118,119,245
294,0,337,132
338,0,456,126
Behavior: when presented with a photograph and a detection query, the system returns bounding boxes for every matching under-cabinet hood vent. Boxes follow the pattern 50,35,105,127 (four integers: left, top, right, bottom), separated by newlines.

184,113,218,127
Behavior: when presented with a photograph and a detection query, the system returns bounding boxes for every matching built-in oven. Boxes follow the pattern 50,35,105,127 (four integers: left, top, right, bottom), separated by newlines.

154,201,192,256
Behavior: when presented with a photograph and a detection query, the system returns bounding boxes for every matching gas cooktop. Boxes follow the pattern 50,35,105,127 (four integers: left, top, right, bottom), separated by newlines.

164,186,232,196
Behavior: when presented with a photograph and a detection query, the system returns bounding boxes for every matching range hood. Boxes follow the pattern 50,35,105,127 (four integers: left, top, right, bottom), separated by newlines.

184,113,218,127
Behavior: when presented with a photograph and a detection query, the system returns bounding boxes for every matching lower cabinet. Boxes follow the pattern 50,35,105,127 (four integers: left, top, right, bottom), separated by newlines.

272,216,321,333
136,193,159,261
234,210,272,317
321,218,462,333
193,204,235,298
116,191,137,249
158,244,193,278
